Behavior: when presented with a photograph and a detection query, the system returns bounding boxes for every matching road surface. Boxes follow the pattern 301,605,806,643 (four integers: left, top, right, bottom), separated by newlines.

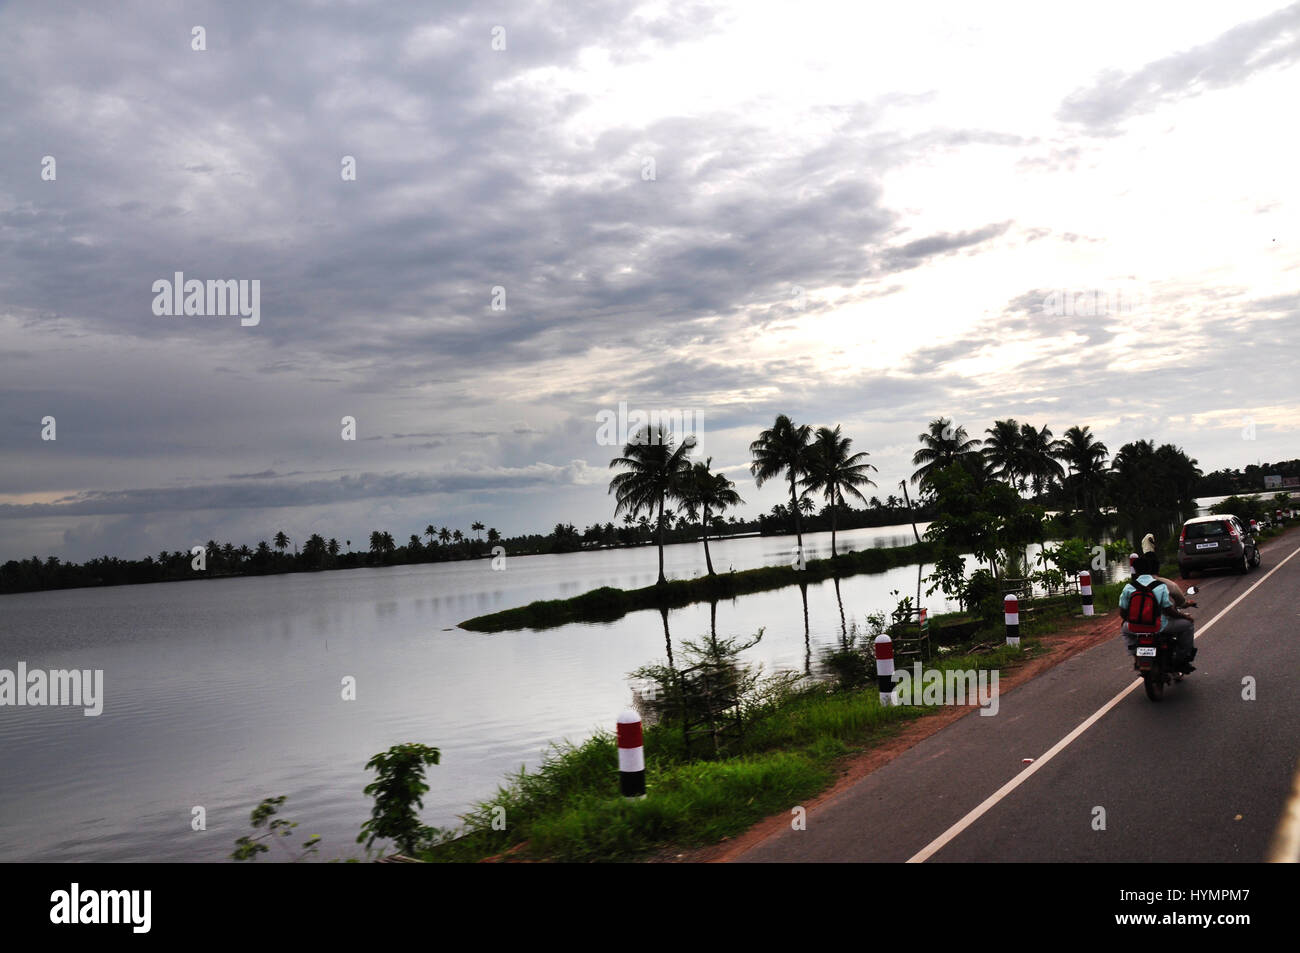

736,533,1300,862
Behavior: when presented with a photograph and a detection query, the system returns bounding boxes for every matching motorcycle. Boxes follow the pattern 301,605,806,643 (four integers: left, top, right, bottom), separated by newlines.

1133,585,1197,702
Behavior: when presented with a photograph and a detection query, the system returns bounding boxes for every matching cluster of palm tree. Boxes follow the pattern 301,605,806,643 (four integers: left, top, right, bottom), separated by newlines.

608,425,746,584
911,418,1109,502
608,415,880,583
750,416,879,558
911,416,1200,540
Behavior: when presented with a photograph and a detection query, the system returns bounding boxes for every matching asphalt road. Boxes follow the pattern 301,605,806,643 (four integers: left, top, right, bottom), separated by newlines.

737,532,1300,862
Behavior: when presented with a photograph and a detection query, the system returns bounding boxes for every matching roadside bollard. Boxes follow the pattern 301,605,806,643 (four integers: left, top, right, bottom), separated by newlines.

1005,594,1020,647
617,710,646,799
874,633,895,707
1080,571,1094,616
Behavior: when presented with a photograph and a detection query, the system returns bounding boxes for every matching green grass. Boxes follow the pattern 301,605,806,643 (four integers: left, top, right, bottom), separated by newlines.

425,568,1145,862
459,541,937,632
420,630,1044,863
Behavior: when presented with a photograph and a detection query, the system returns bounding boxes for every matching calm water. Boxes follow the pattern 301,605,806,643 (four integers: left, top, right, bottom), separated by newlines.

0,525,935,862
0,509,1216,862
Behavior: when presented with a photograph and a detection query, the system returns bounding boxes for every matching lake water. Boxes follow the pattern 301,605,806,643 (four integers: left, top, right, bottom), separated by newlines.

0,509,1222,862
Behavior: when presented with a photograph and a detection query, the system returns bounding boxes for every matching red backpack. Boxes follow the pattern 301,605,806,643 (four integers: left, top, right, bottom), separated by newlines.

1127,578,1164,634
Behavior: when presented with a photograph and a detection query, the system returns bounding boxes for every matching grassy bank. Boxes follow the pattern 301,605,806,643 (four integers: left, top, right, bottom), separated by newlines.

460,540,937,632
423,589,1138,864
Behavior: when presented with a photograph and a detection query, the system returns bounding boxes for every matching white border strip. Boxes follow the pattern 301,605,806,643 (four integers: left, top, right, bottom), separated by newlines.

907,542,1300,863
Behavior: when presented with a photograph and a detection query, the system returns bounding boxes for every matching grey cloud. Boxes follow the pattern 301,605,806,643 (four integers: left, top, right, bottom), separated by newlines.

1059,2,1300,131
0,463,602,520
884,221,1012,265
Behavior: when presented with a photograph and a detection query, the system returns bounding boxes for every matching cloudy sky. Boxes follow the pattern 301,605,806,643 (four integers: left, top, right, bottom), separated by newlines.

2,0,1298,562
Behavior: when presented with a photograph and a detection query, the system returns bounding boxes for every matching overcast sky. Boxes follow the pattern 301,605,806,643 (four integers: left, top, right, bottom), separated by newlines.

2,0,1298,562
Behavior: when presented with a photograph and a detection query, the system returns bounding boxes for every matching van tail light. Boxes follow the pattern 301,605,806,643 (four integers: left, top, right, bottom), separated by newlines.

1227,522,1239,539
1179,526,1186,549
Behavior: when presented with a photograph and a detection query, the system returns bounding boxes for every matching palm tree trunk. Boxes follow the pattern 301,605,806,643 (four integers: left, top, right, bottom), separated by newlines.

829,487,838,557
789,472,803,553
702,504,715,576
656,492,666,585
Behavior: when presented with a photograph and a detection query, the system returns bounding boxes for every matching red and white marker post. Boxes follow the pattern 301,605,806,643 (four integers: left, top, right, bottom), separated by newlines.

1080,571,1094,616
1004,594,1020,646
616,710,646,799
874,633,895,707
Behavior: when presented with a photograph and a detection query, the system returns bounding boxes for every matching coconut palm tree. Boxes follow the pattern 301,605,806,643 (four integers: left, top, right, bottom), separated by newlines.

982,419,1023,487
273,531,289,556
1018,422,1064,497
609,424,696,585
750,414,813,553
1057,425,1109,514
438,527,451,545
677,457,745,575
471,521,485,540
425,524,437,546
801,425,878,556
911,418,983,490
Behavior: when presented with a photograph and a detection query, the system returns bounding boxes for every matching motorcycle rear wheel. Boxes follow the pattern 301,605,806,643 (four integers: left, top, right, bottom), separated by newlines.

1143,672,1165,701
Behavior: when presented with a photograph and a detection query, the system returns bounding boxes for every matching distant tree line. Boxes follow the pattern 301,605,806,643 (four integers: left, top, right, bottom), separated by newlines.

0,412,1230,596
1196,459,1300,496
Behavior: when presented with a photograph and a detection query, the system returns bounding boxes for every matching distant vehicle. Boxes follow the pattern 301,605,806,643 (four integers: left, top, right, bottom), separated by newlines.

1178,515,1260,577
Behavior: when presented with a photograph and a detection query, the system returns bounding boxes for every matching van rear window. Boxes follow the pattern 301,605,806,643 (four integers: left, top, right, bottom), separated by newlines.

1186,521,1228,539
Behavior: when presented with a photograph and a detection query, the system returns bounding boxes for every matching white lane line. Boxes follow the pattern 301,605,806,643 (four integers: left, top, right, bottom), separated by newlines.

907,542,1300,864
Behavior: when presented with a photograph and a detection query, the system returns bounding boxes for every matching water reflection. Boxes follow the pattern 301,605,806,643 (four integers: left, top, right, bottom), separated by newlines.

799,581,811,675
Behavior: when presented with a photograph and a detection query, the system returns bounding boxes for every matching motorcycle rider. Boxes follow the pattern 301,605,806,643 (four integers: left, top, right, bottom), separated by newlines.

1119,551,1196,673
1139,532,1190,607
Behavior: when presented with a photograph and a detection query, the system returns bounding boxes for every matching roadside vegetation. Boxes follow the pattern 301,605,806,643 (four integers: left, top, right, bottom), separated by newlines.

429,582,1131,863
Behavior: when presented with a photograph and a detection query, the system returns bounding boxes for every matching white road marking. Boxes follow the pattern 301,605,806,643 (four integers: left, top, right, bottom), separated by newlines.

907,542,1300,863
